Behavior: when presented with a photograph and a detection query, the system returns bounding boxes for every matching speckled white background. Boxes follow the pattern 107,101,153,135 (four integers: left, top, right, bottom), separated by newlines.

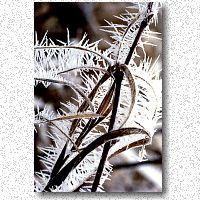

0,0,200,199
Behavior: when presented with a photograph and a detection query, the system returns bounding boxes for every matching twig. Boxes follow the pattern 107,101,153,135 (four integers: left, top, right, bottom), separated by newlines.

125,3,154,65
91,66,124,192
113,158,162,170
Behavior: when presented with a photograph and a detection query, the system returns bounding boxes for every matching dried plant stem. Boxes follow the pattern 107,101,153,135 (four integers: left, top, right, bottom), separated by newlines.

125,3,154,65
113,158,162,170
118,65,136,128
57,66,110,76
91,68,124,192
45,113,103,122
108,138,149,159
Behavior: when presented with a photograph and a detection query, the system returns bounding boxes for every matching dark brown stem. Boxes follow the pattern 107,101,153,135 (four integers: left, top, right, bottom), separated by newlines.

125,3,154,65
91,67,124,192
113,158,162,170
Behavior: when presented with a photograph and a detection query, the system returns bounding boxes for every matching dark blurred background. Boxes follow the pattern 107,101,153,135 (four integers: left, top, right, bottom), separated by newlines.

34,2,162,192
34,2,132,48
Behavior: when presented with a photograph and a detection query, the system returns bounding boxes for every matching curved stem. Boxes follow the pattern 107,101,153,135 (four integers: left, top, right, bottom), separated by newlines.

118,65,137,128
57,66,110,76
113,158,162,170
